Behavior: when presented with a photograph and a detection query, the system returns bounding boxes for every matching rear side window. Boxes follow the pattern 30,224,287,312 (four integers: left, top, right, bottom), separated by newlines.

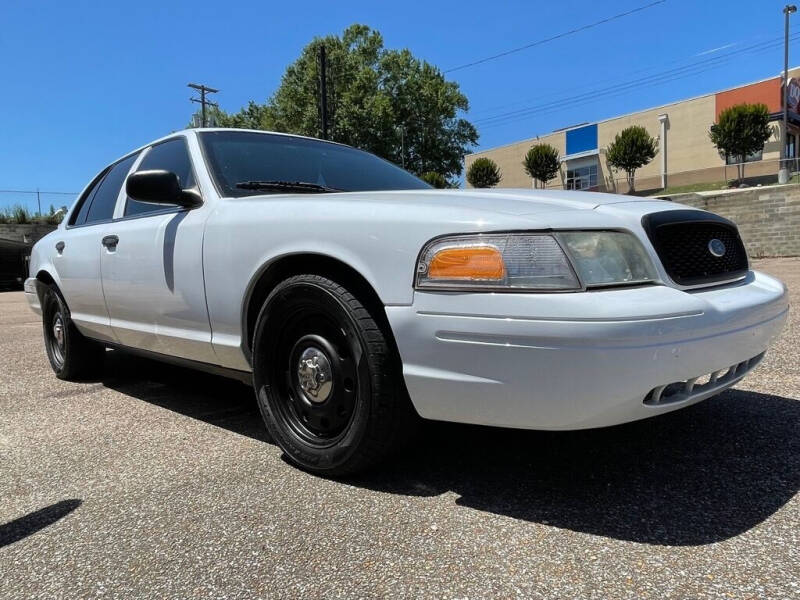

83,153,138,224
125,138,195,217
70,172,106,226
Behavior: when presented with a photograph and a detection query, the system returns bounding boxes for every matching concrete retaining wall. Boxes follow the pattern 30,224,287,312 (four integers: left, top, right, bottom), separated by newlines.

0,223,57,244
667,184,800,258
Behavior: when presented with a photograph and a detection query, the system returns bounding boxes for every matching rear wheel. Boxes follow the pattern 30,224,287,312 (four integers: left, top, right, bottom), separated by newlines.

41,284,104,380
252,274,408,476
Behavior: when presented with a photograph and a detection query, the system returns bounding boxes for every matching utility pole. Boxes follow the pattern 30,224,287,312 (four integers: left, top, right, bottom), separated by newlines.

781,5,796,183
396,125,405,169
188,83,219,127
318,45,329,139
36,188,41,216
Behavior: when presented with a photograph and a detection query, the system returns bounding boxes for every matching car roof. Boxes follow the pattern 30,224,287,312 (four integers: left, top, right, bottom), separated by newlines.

107,128,350,170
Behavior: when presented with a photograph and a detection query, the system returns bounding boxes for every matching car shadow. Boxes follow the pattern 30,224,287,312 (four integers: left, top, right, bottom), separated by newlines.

101,350,268,442
99,350,799,546
0,499,82,548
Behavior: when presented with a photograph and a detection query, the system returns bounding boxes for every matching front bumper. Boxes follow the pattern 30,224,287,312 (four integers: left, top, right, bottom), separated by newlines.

386,270,788,430
24,277,42,315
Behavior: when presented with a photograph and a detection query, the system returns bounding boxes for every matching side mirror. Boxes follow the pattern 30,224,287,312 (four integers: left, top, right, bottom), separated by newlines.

125,170,202,208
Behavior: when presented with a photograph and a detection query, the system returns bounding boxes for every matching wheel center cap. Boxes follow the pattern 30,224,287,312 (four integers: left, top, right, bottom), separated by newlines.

297,347,333,403
53,316,64,348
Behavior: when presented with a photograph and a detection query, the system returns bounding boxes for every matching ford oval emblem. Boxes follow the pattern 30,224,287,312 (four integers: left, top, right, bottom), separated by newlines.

708,238,726,257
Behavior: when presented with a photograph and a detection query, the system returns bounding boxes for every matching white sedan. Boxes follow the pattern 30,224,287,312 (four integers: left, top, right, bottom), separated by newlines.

25,129,789,475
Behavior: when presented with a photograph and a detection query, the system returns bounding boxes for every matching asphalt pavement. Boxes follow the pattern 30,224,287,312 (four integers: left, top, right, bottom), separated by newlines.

1,258,798,599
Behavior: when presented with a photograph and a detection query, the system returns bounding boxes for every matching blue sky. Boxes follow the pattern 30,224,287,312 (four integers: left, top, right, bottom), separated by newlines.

1,0,797,207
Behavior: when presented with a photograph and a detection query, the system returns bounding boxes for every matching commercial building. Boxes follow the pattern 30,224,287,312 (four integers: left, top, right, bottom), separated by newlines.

466,68,800,193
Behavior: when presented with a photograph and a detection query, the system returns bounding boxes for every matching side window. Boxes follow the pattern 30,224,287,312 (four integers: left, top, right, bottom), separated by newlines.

85,153,138,224
125,138,195,217
69,171,107,226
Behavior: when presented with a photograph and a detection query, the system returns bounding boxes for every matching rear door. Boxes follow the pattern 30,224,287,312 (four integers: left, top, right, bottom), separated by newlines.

54,153,138,342
99,136,215,363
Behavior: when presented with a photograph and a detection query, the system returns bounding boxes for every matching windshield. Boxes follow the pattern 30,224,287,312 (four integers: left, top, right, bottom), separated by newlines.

198,130,431,197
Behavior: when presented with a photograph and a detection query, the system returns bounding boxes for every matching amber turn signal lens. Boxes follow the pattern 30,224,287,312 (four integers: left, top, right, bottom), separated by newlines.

427,246,506,280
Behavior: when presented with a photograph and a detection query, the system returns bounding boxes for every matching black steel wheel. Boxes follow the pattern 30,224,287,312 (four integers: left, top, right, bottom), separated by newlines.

252,274,409,476
41,284,104,380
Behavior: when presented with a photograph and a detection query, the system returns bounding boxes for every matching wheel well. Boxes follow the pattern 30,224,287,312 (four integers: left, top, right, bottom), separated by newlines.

35,270,56,302
36,270,55,286
243,254,397,363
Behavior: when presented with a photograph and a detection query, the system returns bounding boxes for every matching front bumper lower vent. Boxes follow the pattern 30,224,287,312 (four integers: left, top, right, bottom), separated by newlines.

644,352,765,406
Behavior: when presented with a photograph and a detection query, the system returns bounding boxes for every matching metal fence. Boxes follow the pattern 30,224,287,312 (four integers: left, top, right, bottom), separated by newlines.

0,189,77,221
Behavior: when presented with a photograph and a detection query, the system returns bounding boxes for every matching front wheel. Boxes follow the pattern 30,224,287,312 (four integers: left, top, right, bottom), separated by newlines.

252,274,409,476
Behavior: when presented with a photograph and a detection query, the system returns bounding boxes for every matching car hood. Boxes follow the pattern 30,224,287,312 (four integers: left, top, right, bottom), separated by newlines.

421,188,650,214
241,188,654,217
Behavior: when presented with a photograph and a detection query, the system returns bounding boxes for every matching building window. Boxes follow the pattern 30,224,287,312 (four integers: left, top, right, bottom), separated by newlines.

787,133,796,159
566,164,598,190
725,149,762,165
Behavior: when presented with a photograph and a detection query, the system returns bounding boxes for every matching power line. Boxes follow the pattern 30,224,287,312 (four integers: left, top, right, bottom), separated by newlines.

467,28,797,119
474,34,791,125
472,33,799,130
0,189,77,195
444,0,666,73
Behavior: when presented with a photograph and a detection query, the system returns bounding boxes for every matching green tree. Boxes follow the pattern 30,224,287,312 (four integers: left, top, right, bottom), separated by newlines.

420,172,449,188
605,125,658,193
467,157,501,188
215,25,477,180
709,103,773,183
522,144,560,188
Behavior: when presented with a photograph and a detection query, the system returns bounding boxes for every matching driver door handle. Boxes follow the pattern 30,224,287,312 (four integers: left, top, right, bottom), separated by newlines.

102,235,119,249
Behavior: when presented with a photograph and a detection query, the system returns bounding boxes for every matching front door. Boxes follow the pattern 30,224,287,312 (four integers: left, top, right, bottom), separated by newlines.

100,137,215,364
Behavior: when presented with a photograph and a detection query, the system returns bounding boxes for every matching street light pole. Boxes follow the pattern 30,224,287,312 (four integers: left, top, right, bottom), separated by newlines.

781,4,796,183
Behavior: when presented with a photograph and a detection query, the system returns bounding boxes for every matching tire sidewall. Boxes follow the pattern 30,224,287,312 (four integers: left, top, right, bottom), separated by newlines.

42,286,69,377
253,278,378,474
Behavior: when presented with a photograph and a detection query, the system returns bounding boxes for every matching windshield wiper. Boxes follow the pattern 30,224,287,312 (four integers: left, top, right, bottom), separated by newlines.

234,180,342,193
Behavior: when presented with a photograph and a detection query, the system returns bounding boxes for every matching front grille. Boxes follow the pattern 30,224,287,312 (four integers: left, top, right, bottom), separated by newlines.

642,210,749,286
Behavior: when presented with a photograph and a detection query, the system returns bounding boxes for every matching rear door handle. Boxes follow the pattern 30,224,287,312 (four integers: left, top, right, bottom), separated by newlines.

102,235,119,249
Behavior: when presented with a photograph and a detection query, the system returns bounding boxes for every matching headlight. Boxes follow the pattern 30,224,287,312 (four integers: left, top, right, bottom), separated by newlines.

415,231,656,291
558,231,657,287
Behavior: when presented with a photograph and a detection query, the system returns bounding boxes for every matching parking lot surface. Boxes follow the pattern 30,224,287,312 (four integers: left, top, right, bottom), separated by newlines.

1,258,798,599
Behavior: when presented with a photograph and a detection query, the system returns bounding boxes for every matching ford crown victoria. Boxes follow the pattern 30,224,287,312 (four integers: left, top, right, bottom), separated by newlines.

25,129,789,474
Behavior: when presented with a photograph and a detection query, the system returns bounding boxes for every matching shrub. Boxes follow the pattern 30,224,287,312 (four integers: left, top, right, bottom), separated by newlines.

11,205,31,224
522,144,560,188
466,157,501,188
709,103,773,183
605,125,658,193
420,172,449,189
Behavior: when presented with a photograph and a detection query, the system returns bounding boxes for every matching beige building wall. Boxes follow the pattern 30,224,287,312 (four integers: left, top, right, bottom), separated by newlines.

597,94,718,192
465,131,565,188
466,70,800,192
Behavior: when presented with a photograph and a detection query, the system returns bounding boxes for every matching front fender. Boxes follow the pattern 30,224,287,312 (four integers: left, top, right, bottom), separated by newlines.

201,196,556,371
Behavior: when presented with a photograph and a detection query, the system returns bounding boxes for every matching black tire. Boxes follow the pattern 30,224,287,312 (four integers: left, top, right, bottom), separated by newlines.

41,284,104,380
252,274,409,476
